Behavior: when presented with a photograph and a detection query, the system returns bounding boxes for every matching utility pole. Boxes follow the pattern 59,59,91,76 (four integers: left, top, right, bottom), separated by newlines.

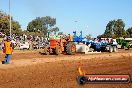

9,0,11,38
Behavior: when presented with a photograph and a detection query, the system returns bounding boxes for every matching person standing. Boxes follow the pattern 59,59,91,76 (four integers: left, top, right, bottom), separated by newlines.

2,37,13,64
68,34,73,41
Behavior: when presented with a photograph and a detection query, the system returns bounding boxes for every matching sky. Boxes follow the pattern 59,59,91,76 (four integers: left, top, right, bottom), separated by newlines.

0,0,132,37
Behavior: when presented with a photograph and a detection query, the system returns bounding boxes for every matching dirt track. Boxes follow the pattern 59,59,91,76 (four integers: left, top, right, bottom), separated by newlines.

0,50,132,88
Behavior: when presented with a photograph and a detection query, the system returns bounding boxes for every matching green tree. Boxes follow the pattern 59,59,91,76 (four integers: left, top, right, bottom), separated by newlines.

103,19,126,38
27,16,58,37
104,20,115,38
126,27,132,37
113,19,126,38
0,11,22,36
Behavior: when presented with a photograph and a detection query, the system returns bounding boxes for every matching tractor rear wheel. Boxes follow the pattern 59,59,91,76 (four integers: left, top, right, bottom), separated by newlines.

55,46,62,55
113,46,117,52
121,45,125,49
66,42,76,55
44,46,50,55
127,46,130,50
109,46,113,53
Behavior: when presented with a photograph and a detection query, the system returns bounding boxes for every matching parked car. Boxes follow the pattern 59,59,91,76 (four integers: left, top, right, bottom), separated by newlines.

19,42,30,50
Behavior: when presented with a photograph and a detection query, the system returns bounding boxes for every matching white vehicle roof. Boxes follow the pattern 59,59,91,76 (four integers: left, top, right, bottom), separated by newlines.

125,38,132,40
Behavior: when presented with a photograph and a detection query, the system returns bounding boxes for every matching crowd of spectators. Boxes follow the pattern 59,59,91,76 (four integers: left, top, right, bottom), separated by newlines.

0,32,49,50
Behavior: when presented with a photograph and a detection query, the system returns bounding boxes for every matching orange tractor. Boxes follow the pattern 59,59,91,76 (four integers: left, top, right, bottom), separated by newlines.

42,37,76,55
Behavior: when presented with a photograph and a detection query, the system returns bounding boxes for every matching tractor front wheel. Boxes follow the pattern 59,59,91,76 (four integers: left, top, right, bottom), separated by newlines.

113,46,117,52
66,42,76,55
109,46,113,53
127,46,130,50
44,46,50,55
55,46,62,55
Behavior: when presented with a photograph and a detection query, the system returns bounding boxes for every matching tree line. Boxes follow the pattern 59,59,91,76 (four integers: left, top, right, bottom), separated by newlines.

0,10,132,39
0,11,60,38
0,11,22,36
98,19,132,38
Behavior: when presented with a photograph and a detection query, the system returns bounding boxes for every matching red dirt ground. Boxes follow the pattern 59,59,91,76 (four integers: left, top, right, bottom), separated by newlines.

0,49,132,88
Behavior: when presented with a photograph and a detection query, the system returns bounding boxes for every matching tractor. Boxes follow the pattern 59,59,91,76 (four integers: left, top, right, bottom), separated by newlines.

41,37,76,55
116,37,132,49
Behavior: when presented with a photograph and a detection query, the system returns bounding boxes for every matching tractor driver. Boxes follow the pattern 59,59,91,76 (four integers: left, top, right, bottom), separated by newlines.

68,34,73,41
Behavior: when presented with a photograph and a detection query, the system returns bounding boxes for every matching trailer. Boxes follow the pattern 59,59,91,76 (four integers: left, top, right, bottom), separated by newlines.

89,38,118,53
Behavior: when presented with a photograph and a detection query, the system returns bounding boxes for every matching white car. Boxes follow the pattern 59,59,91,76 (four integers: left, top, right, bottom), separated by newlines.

19,42,30,50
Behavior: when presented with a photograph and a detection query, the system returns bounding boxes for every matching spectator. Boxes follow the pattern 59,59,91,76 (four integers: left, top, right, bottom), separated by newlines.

2,36,13,64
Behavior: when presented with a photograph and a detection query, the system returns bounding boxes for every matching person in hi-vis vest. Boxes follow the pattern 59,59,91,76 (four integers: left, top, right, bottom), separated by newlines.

2,37,13,64
68,34,73,41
